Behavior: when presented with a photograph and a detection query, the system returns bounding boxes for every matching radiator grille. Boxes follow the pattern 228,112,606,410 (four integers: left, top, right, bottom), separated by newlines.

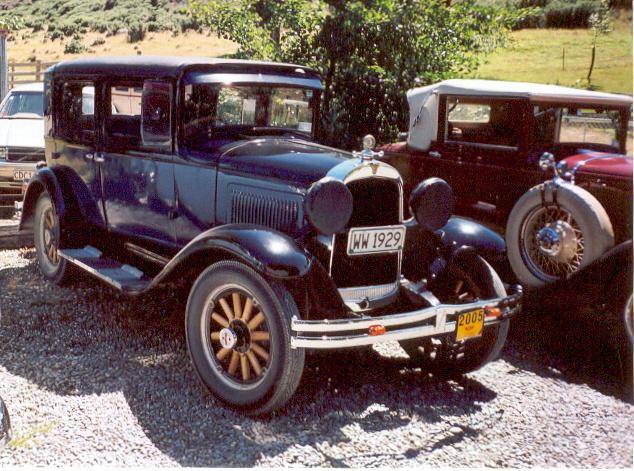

5,147,45,163
330,177,401,288
231,190,300,234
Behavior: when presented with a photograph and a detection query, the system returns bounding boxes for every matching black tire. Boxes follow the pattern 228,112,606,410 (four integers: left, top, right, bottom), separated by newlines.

33,192,74,285
616,293,633,403
185,260,305,415
506,181,614,288
400,258,509,375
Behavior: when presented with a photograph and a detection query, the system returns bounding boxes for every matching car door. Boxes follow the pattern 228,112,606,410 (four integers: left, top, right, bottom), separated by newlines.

99,80,176,246
51,80,105,226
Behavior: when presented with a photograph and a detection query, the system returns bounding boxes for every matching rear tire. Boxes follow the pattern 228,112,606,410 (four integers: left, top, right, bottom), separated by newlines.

33,193,74,285
185,260,305,415
400,258,509,375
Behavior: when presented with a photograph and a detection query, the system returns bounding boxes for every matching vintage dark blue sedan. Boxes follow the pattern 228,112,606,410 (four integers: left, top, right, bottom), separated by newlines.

20,57,521,414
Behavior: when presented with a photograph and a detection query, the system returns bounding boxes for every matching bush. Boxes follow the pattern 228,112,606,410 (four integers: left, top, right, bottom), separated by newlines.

127,22,147,42
544,0,600,27
64,38,85,54
58,21,80,37
91,37,106,46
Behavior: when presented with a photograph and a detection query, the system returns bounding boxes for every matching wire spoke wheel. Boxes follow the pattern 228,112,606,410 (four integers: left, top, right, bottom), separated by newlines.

520,204,584,282
206,287,271,385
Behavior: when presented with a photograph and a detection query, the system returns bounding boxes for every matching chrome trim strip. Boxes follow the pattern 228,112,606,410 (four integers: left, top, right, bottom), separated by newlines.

186,73,324,90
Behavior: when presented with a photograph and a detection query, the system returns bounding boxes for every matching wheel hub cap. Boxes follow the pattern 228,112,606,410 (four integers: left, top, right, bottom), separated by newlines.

219,328,238,349
44,230,52,246
535,220,577,263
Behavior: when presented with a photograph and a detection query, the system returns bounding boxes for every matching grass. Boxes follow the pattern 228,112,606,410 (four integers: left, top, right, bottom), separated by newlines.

473,11,633,94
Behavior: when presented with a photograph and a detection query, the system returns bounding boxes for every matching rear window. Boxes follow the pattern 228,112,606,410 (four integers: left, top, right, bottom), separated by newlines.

0,91,44,117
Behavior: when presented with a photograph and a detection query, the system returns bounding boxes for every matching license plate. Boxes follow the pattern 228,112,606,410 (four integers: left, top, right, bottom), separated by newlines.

346,225,406,255
455,308,484,341
13,170,34,181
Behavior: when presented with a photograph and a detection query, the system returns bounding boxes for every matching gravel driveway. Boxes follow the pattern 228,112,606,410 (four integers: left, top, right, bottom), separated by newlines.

0,248,632,467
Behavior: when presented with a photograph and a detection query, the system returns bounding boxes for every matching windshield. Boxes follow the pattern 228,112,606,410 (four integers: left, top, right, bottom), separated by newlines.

183,83,319,151
0,91,44,117
534,105,632,156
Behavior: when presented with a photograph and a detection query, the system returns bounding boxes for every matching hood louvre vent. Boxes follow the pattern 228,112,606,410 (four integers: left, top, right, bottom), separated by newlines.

231,190,300,234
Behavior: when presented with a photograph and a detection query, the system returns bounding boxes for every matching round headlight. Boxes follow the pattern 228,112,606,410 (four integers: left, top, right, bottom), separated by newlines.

305,177,353,235
409,178,454,232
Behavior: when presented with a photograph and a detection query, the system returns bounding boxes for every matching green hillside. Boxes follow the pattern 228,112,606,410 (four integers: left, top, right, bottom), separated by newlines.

0,0,196,37
474,10,632,94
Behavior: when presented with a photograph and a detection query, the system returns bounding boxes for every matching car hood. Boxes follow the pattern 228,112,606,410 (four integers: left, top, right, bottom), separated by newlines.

562,152,632,180
220,138,352,187
0,118,44,148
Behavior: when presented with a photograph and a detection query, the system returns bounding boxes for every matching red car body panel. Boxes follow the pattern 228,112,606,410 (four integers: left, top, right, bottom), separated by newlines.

562,153,633,181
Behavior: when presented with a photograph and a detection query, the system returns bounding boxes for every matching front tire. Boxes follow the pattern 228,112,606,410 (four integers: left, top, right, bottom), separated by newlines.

33,193,73,285
401,258,509,375
185,260,305,415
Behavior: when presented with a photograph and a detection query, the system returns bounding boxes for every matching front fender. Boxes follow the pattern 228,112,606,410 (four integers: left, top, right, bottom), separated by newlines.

436,216,513,282
19,167,66,231
152,224,312,287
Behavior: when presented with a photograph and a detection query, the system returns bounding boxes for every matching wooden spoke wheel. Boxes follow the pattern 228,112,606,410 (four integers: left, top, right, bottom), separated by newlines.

207,288,272,384
42,204,60,265
400,257,510,376
34,193,72,284
186,261,305,414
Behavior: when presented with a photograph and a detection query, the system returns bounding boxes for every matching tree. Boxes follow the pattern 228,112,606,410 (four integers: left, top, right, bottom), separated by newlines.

190,0,520,149
587,0,612,86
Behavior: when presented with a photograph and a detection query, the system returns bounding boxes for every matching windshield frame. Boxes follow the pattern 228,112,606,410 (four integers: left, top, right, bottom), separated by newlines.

179,72,323,155
531,100,631,155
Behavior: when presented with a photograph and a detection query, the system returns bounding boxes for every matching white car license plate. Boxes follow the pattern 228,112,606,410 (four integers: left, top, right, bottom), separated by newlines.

347,225,406,255
13,170,34,182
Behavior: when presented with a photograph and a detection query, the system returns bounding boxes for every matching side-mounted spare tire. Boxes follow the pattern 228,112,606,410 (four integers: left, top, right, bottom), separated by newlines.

506,181,614,288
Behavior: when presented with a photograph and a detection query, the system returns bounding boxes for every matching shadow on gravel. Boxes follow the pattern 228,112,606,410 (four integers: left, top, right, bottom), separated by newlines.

0,254,501,466
503,295,631,403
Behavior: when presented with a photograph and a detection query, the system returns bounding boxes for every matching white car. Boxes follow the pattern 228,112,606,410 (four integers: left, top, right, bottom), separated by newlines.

0,82,45,215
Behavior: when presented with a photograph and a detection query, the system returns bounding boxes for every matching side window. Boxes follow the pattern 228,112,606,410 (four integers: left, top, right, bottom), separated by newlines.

107,81,172,152
445,97,520,148
141,81,172,149
57,82,95,144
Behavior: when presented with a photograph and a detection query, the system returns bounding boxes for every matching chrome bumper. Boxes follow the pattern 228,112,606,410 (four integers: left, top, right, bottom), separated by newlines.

290,285,522,349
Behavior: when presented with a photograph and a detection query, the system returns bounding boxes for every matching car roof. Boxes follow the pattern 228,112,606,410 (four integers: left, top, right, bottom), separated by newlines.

46,55,321,81
9,82,44,92
408,79,632,107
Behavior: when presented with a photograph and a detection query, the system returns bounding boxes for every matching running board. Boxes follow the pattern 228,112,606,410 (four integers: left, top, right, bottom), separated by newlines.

58,245,152,294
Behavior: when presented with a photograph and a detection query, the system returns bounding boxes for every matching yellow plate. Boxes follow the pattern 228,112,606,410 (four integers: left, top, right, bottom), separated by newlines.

455,308,484,342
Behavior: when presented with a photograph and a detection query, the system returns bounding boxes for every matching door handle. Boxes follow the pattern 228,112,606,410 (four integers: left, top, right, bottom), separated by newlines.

93,152,105,163
429,151,441,159
84,153,94,161
51,152,60,160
